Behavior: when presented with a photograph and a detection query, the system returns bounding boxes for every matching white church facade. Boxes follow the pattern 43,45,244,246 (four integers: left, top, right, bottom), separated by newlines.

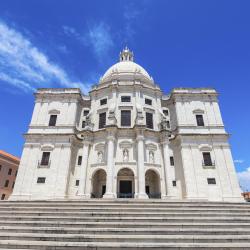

11,48,243,202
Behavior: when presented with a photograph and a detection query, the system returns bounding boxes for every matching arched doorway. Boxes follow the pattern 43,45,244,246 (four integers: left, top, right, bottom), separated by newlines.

117,168,135,198
145,169,161,198
91,169,106,198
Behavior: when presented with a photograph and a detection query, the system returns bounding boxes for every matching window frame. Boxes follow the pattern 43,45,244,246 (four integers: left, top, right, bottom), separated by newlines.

145,98,152,105
121,110,131,127
170,156,175,166
202,152,213,166
196,114,205,127
99,112,106,129
121,96,131,103
77,156,82,166
207,178,216,185
4,180,9,187
100,98,107,106
41,152,50,166
37,177,46,184
49,114,57,126
146,112,154,129
8,168,12,175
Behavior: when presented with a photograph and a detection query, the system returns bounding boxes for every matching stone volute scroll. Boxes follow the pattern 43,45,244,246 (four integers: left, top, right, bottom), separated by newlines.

135,103,144,126
158,108,170,131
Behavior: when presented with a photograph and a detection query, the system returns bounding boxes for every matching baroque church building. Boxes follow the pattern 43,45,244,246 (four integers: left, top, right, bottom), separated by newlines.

11,48,243,202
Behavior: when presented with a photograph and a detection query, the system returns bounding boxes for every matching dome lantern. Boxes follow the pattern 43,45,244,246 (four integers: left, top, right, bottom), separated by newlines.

119,46,134,62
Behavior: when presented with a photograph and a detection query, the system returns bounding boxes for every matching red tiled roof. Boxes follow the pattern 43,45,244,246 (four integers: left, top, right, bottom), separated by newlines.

0,150,20,162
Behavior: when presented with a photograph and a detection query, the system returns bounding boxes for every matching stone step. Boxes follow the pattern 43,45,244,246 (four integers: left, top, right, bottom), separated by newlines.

1,220,250,229
0,206,249,213
1,232,250,243
1,200,249,208
1,211,250,217
1,240,250,250
1,226,250,235
1,215,250,223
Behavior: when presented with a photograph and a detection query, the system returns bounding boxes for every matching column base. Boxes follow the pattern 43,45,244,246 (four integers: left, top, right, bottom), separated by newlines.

77,194,91,199
103,192,116,199
135,193,149,199
161,194,176,200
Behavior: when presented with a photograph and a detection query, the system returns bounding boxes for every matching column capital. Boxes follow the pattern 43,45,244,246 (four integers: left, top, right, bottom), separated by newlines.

106,128,117,141
160,131,171,145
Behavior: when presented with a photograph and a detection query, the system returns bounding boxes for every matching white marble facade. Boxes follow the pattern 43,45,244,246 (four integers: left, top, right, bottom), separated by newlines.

11,48,243,202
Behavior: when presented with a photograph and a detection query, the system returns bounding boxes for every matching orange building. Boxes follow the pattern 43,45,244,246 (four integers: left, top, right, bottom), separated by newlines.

0,150,20,200
242,192,250,202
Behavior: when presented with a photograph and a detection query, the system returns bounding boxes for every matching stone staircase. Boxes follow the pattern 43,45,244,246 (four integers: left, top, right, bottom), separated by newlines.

0,199,250,249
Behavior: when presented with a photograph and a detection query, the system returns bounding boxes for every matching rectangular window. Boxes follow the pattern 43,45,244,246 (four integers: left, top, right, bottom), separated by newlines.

4,180,9,187
166,121,170,128
172,180,177,187
146,112,154,129
8,168,12,175
1,194,5,200
121,110,131,127
75,180,79,186
0,165,2,171
41,152,50,166
145,98,152,105
99,112,106,129
207,178,216,185
49,115,57,126
83,110,89,116
82,121,86,128
77,156,82,166
163,110,169,116
170,156,175,166
12,181,15,189
37,177,46,183
196,115,204,126
203,152,212,166
100,98,107,105
15,170,18,177
121,96,131,102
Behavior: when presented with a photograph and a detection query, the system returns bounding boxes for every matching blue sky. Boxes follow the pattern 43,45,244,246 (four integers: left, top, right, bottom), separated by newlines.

0,0,250,190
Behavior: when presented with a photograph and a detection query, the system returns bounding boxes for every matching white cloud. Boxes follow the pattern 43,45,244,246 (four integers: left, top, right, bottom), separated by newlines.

237,167,250,191
234,159,244,164
0,21,90,93
83,22,114,61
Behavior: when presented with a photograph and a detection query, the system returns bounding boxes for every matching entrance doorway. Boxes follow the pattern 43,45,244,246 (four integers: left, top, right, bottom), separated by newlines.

117,168,134,198
145,169,161,198
91,169,106,198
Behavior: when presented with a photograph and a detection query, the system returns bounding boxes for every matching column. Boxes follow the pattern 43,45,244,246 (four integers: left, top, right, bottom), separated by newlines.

161,133,175,199
103,130,116,199
136,132,148,199
78,140,91,198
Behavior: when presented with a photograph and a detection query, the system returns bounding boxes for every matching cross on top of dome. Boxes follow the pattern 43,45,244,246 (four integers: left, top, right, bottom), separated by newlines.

119,46,134,62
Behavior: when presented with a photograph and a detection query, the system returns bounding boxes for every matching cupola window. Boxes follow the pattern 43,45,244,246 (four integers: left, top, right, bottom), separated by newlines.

146,112,154,129
100,98,107,106
121,110,131,127
196,114,204,126
83,110,89,116
99,112,106,129
145,98,152,105
121,96,131,102
49,115,57,126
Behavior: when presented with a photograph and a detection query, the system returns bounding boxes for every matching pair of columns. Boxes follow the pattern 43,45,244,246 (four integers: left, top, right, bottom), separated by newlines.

78,129,174,199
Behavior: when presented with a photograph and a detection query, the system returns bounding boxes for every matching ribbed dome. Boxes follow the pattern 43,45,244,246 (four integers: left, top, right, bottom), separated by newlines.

99,47,153,84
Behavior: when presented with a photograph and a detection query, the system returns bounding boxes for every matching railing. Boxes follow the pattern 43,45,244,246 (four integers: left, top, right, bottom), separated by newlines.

202,160,215,167
117,192,134,198
147,192,161,199
37,160,51,168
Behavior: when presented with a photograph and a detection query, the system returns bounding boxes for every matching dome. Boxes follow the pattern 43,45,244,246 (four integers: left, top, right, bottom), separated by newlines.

100,47,153,84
